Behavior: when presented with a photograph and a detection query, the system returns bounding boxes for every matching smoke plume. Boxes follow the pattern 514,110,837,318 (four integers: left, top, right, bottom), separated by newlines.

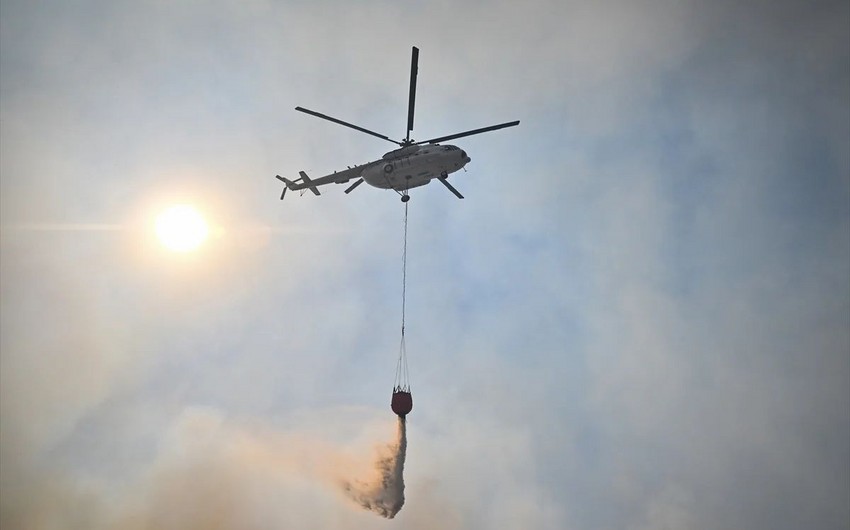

341,416,407,518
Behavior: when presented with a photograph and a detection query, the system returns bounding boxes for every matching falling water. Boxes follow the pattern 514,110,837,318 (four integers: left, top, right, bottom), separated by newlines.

341,417,407,518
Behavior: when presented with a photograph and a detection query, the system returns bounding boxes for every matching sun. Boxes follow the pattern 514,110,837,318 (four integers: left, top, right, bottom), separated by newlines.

155,205,209,252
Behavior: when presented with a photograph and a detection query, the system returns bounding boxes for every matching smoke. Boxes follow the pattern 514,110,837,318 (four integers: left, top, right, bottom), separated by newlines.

341,416,408,519
1,408,419,529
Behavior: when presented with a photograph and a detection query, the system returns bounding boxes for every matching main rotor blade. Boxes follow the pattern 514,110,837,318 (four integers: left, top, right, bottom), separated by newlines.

295,106,401,145
417,120,520,145
438,177,465,199
344,178,365,194
406,46,419,143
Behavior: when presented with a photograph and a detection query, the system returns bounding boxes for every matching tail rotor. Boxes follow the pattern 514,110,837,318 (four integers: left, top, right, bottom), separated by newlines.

275,175,288,200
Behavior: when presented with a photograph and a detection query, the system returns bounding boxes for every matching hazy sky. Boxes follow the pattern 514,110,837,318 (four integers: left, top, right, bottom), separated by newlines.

1,1,848,529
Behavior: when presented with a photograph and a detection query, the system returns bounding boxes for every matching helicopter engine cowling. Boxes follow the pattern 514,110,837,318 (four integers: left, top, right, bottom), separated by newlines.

382,145,420,160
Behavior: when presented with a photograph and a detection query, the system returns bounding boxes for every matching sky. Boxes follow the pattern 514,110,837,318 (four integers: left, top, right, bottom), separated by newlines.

1,0,848,528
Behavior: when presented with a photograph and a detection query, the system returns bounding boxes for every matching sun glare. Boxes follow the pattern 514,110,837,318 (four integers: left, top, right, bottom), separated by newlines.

155,205,209,252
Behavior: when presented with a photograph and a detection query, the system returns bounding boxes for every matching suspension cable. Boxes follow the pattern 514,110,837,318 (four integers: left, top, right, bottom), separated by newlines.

394,202,410,391
401,201,408,337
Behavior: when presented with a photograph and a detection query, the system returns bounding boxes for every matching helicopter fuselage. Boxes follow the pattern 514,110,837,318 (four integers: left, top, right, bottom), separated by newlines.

362,143,470,191
278,46,517,201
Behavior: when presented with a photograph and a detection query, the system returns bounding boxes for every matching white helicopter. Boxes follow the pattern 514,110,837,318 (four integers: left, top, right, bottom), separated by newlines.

276,47,519,202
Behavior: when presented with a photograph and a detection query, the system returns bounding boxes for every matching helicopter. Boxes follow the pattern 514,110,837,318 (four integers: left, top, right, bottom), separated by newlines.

276,46,519,202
